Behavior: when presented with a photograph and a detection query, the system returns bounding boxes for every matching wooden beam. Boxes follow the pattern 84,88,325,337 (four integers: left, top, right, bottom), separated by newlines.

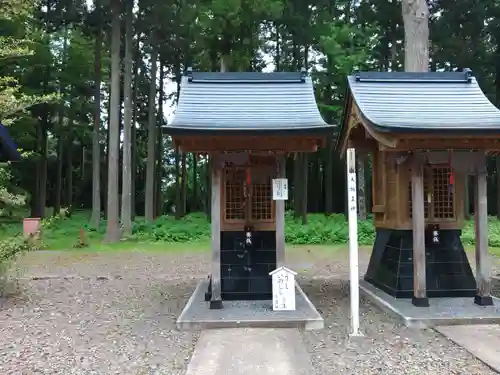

474,156,493,306
275,156,286,267
174,135,323,153
411,156,429,307
386,138,500,151
210,155,223,309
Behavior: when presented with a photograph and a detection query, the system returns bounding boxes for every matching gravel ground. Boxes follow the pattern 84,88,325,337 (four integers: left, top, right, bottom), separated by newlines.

0,251,206,375
0,247,498,375
295,248,499,375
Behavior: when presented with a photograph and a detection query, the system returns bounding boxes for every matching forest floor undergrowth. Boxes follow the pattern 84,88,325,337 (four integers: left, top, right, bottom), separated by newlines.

0,246,498,374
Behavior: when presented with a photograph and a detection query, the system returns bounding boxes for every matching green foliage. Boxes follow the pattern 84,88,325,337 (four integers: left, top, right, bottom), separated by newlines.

4,211,500,251
0,166,26,211
0,214,51,296
0,0,58,124
462,216,500,248
130,213,211,242
284,212,375,245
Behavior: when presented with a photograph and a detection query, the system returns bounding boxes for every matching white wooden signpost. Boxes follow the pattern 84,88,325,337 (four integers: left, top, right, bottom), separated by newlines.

346,148,362,336
269,266,297,311
272,178,288,200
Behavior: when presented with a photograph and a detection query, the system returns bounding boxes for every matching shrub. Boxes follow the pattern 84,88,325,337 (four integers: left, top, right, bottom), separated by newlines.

3,210,500,250
0,234,40,296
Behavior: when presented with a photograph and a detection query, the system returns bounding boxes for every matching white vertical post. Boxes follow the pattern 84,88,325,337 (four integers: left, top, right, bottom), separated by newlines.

346,148,362,337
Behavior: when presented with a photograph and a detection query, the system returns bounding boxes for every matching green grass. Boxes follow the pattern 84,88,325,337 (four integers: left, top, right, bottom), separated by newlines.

2,209,500,253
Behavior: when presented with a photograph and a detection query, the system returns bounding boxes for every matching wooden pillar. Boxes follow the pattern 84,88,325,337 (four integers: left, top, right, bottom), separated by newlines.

276,155,286,267
474,156,493,306
210,154,223,309
411,156,429,307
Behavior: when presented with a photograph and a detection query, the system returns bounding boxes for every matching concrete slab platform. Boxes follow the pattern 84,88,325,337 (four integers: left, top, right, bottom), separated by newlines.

435,325,500,372
185,328,314,375
360,279,500,329
493,275,500,286
177,280,324,331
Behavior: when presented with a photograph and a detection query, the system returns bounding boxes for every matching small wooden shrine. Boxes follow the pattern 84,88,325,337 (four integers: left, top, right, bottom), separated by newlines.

337,69,500,307
168,69,333,309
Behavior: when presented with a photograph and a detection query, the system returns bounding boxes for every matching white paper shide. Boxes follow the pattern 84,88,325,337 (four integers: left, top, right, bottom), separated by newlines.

269,266,297,311
272,178,288,200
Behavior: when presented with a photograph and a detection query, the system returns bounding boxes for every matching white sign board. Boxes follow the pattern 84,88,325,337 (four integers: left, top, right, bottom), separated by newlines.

272,178,288,200
269,266,297,311
346,148,361,336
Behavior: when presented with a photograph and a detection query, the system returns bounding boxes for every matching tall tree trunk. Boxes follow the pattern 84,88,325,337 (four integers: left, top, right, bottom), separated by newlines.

464,175,471,220
205,156,211,217
155,63,164,217
120,0,133,234
91,0,102,227
402,0,429,71
293,154,301,218
220,55,228,72
301,154,308,224
145,47,157,222
105,0,122,242
155,129,163,216
496,158,500,219
325,135,334,214
192,153,198,211
181,152,187,216
54,24,69,217
103,96,111,219
65,131,73,215
130,35,140,220
495,26,500,218
274,22,280,71
38,123,48,218
81,147,86,181
54,134,64,216
175,146,181,219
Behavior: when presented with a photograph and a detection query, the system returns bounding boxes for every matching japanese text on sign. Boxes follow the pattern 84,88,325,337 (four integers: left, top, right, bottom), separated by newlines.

270,267,296,311
272,178,289,200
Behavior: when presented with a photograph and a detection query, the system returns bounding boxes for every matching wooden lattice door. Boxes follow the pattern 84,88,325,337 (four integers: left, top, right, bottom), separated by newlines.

409,165,455,221
224,167,246,222
222,163,275,230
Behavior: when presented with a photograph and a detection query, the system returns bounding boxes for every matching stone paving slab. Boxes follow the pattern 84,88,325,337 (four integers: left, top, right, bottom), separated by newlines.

360,279,500,329
184,328,314,375
435,325,500,372
177,279,324,331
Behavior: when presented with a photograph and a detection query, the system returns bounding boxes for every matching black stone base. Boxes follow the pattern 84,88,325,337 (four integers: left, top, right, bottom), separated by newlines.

474,295,494,306
219,230,276,300
412,296,429,307
365,229,476,298
205,231,277,301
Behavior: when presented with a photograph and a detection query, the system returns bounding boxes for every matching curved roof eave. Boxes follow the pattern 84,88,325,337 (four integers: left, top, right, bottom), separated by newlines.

347,72,500,134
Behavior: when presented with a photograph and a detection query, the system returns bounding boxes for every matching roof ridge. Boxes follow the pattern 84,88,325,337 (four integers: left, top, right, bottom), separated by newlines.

352,69,473,84
186,69,307,84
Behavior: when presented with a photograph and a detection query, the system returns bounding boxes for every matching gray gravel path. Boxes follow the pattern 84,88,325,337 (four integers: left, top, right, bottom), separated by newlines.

294,247,499,375
0,247,498,375
0,251,204,375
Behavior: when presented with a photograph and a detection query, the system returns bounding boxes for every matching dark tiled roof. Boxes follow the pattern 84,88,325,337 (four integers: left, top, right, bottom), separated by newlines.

346,70,500,133
167,71,333,135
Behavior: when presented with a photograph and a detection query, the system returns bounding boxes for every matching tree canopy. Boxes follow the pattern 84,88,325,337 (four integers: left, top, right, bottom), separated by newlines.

1,0,500,241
